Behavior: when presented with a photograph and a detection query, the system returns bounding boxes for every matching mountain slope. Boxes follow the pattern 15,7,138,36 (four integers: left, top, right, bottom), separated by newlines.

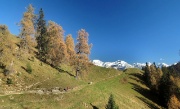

0,67,164,109
0,33,164,108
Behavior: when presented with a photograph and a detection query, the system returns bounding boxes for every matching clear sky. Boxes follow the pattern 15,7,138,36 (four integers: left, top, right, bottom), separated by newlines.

1,0,180,64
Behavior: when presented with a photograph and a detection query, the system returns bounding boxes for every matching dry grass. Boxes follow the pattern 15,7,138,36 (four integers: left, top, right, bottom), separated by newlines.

0,36,163,109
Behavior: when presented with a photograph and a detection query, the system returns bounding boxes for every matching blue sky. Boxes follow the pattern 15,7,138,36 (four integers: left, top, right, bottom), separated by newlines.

0,0,180,64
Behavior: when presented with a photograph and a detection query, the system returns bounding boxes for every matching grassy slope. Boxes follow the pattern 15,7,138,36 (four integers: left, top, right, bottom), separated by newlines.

0,36,163,109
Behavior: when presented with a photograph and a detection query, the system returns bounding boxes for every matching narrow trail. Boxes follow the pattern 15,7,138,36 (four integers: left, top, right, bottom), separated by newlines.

0,78,50,97
0,72,147,108
0,73,121,96
25,78,50,90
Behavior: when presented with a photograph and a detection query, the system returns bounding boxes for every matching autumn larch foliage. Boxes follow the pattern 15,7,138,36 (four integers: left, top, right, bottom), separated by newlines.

143,62,180,108
168,94,180,109
144,63,163,93
0,25,13,65
46,21,68,67
76,29,91,56
75,29,92,78
65,34,76,65
0,25,15,75
19,4,36,51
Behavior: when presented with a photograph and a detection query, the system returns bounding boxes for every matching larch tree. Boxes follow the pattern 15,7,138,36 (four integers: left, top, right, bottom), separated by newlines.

150,64,157,88
36,8,47,60
156,67,163,90
46,21,68,67
144,62,163,93
19,4,36,52
75,29,92,78
0,25,11,67
65,34,76,65
148,64,163,92
0,25,15,75
168,94,180,109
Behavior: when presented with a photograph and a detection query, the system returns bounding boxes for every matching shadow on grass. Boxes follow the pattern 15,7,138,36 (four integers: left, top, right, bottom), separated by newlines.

34,52,76,78
55,67,76,78
128,73,146,85
137,96,160,109
39,58,76,78
129,76,145,85
129,82,161,108
21,66,26,72
90,103,99,109
128,72,164,108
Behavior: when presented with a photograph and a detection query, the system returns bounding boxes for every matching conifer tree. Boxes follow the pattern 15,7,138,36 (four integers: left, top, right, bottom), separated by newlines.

144,62,150,83
19,4,36,51
36,8,47,60
75,29,92,78
46,21,68,67
106,94,119,109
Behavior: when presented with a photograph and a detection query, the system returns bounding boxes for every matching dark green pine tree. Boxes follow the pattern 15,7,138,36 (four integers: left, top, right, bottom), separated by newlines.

36,8,47,60
106,94,119,109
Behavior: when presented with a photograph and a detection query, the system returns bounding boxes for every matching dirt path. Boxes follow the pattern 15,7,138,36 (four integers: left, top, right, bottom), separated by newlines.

25,78,50,90
0,73,121,96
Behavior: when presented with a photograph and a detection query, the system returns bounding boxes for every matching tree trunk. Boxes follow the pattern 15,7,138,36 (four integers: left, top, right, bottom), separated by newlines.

76,69,79,79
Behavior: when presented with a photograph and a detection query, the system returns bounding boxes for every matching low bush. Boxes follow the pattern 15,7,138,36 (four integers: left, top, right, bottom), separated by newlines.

26,62,32,74
6,78,13,84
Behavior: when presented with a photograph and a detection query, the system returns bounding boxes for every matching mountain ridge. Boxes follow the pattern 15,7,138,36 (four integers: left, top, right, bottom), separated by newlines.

92,59,169,70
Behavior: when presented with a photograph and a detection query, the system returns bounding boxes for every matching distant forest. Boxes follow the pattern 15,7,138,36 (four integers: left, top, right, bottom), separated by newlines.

142,62,180,108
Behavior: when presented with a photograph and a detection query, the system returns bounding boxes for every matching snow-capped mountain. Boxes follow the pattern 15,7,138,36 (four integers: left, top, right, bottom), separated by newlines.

133,63,146,69
92,60,169,70
103,60,133,70
157,63,169,67
92,60,104,67
92,60,135,70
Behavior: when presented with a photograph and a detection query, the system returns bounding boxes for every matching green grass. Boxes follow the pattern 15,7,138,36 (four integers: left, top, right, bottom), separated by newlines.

0,35,163,109
0,67,163,109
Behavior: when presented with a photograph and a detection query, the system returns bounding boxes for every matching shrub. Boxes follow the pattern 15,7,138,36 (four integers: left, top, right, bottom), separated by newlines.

26,62,32,74
120,76,128,84
17,72,21,76
6,78,13,84
0,25,9,35
3,64,14,76
3,69,10,76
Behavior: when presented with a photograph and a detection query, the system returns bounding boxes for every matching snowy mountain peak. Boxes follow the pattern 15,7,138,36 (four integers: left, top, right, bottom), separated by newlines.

92,60,133,70
92,60,169,70
157,63,169,67
92,60,104,67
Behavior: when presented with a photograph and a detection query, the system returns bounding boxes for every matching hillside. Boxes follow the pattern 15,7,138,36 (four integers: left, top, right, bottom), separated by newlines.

0,66,163,108
0,29,164,109
0,33,163,108
1,2,180,108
